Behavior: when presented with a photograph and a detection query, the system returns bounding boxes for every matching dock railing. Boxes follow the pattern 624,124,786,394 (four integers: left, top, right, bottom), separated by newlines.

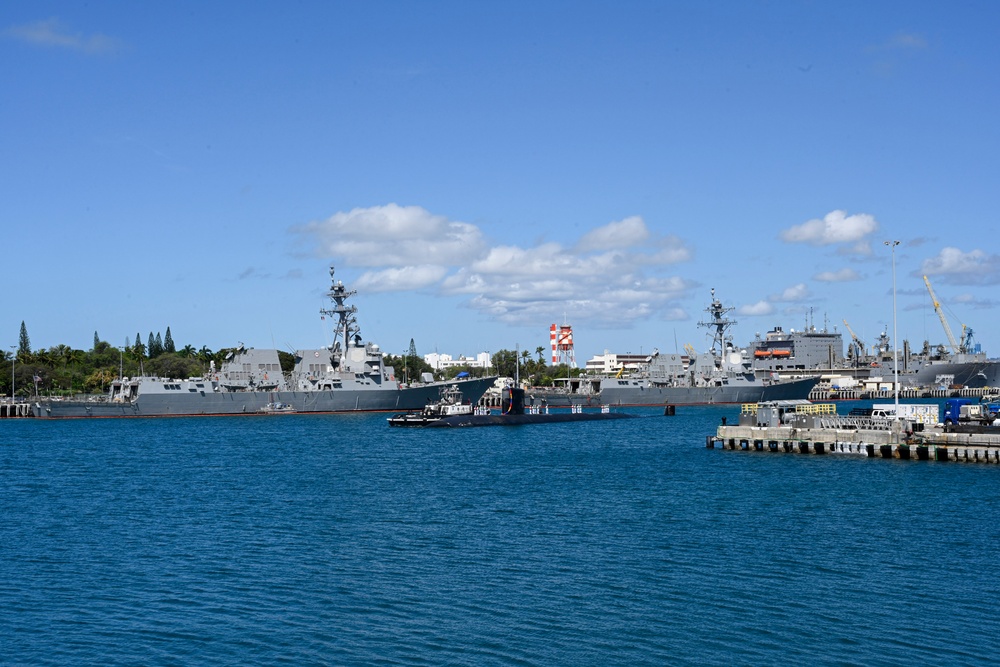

813,415,894,431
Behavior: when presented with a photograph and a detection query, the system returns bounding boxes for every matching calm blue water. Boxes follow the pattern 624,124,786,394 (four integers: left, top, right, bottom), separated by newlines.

2,405,998,666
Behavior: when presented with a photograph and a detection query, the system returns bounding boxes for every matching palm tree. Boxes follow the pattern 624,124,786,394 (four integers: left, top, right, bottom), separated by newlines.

33,349,54,367
53,344,72,363
180,344,196,358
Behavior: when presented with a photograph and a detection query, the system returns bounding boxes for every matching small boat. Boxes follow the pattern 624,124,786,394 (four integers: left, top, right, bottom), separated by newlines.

259,401,296,414
387,385,473,426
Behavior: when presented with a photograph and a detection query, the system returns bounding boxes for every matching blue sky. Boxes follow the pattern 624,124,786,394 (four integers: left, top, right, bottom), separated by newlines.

4,2,999,364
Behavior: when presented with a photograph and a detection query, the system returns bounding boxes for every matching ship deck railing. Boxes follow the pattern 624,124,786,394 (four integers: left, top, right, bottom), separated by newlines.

740,401,837,416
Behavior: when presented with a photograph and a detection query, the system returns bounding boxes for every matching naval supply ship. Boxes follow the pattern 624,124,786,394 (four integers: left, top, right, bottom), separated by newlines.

743,273,1000,390
32,267,496,418
748,322,1000,390
599,289,820,406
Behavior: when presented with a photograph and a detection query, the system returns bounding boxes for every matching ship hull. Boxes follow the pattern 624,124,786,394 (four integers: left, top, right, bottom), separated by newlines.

909,360,1000,388
599,376,820,407
32,377,496,419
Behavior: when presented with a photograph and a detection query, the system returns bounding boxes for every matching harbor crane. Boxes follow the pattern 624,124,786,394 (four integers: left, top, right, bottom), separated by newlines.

842,319,867,362
922,275,964,354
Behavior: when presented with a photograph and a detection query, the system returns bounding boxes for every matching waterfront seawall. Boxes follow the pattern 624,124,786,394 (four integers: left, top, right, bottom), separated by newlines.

709,422,1000,464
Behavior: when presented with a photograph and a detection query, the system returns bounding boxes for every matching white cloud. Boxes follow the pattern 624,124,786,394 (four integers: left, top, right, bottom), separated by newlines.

576,216,649,252
646,236,693,264
293,204,486,268
920,247,1000,285
770,283,810,302
5,18,120,54
814,268,861,282
355,265,448,292
837,240,874,256
293,204,698,327
780,210,878,246
738,301,776,316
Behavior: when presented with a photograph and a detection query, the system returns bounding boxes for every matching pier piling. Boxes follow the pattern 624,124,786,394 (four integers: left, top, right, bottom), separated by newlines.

712,408,1000,465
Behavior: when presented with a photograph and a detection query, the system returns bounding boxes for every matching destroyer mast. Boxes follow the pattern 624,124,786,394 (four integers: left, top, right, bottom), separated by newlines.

320,265,360,370
697,288,737,369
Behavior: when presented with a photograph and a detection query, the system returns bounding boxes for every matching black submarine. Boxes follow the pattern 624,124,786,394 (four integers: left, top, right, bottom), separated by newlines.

389,385,633,428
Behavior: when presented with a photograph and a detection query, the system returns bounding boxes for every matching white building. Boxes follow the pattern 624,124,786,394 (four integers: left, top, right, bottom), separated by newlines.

424,352,492,370
584,351,651,374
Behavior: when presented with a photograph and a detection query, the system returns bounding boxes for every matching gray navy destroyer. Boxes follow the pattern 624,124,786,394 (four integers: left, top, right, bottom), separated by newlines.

32,267,496,418
599,289,820,406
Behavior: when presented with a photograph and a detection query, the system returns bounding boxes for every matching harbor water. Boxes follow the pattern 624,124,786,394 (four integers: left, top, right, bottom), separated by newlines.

2,405,998,665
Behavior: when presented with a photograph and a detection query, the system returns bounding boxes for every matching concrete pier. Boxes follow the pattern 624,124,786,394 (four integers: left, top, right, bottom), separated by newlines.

1,402,33,418
708,422,1000,464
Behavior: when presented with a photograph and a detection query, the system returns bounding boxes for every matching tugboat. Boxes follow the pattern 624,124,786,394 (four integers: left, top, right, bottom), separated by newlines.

387,385,474,426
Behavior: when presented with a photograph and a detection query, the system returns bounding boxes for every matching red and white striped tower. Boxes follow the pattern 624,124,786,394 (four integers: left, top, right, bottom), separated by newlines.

550,323,576,367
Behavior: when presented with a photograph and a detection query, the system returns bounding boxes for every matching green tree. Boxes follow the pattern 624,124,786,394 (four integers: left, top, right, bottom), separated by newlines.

84,369,115,393
18,321,30,358
133,333,146,358
179,344,196,358
384,353,434,383
405,338,420,382
53,344,71,365
520,358,533,379
148,355,203,380
491,349,520,378
277,350,295,374
1,349,11,397
94,331,100,350
164,327,176,354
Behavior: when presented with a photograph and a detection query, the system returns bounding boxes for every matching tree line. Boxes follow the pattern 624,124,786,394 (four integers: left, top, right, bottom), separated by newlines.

2,323,581,399
384,345,583,387
2,321,242,398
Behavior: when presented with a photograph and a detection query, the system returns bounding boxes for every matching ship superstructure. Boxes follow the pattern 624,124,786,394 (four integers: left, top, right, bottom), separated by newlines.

600,289,819,406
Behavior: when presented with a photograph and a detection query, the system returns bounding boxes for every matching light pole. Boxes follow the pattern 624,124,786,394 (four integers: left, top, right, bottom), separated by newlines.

119,346,124,379
884,240,900,415
10,345,15,402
